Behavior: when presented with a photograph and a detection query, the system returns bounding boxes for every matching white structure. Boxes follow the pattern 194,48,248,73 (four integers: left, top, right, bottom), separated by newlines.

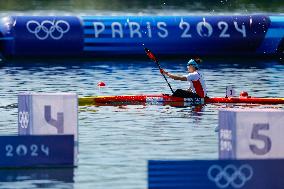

225,85,236,97
18,93,78,164
219,108,284,159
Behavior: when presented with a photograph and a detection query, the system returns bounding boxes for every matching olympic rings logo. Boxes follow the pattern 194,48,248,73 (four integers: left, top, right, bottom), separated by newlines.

208,164,253,188
26,20,70,40
19,111,29,129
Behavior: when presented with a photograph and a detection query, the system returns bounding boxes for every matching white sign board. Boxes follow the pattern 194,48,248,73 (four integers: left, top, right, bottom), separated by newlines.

18,93,78,164
226,86,236,97
219,108,284,159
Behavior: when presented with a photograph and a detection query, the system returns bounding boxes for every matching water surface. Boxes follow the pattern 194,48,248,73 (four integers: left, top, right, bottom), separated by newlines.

0,59,283,188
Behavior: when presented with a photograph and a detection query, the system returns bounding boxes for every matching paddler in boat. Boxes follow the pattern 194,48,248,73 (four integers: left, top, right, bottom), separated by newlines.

160,58,207,98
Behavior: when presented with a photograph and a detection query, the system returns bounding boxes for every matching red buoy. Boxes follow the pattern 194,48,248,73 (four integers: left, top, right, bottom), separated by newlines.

240,91,249,97
97,81,106,87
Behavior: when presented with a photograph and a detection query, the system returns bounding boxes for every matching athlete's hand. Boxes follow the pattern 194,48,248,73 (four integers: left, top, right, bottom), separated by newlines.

160,69,167,75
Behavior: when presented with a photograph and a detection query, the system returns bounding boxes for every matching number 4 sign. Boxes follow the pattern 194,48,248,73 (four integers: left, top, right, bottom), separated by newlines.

219,108,284,159
18,93,78,164
18,93,77,138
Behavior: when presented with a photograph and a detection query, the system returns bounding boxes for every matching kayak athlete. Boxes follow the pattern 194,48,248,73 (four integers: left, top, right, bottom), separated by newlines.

160,58,207,98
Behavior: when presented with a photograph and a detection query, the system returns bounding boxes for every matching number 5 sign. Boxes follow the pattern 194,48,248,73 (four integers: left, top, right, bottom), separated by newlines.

219,108,284,159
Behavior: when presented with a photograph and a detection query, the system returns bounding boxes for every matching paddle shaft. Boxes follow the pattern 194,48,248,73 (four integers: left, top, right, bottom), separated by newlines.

154,59,175,94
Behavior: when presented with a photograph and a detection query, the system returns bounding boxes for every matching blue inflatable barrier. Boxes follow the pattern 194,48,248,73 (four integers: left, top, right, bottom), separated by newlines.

0,15,284,57
148,159,284,189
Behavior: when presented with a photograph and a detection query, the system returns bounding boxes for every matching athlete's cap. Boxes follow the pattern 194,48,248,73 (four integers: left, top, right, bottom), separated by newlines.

187,59,199,69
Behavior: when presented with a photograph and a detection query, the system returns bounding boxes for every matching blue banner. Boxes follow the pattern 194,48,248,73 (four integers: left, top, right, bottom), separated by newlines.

0,135,74,167
8,16,84,56
82,15,270,56
1,15,284,57
148,159,284,189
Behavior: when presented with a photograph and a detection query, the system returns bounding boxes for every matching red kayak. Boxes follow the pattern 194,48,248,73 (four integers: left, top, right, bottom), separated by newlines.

79,93,284,106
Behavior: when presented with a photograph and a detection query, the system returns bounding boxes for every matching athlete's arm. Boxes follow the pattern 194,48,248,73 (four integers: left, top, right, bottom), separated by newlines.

160,69,187,81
